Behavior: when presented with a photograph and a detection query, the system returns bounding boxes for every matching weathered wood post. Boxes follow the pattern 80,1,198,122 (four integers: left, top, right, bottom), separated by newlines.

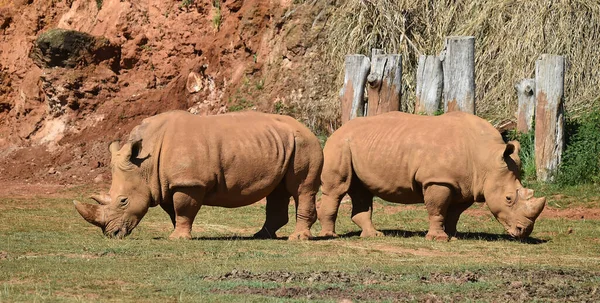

363,48,384,116
340,55,370,124
440,36,475,114
415,55,443,115
515,78,536,133
535,54,565,182
366,54,402,116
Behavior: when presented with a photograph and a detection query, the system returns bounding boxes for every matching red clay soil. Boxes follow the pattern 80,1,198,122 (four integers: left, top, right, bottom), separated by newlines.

0,0,335,186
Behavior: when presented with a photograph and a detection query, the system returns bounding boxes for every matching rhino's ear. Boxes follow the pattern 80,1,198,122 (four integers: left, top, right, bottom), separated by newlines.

495,143,519,168
505,141,521,169
109,141,121,155
129,124,152,160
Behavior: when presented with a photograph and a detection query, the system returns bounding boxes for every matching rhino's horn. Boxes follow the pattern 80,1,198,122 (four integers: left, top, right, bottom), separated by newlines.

90,194,111,205
523,196,546,221
74,200,105,228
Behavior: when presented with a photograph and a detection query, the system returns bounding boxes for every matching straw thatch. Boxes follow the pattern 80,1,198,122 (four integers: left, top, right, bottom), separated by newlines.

322,0,600,123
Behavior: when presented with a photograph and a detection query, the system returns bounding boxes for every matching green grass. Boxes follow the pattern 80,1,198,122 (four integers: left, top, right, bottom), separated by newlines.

1,190,599,302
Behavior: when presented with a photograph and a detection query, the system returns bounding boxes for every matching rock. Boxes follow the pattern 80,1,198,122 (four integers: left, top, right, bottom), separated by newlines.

29,28,121,71
48,167,56,174
93,174,103,183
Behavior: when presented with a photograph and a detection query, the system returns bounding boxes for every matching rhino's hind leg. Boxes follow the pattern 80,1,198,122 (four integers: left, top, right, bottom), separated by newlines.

349,181,383,238
169,188,203,240
254,182,291,239
444,201,474,239
423,184,452,241
288,192,317,241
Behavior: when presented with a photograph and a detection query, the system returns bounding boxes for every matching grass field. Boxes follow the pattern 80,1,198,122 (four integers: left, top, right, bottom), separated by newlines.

1,186,599,302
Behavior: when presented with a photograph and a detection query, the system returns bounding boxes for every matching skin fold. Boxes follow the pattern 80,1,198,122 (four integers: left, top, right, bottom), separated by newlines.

318,111,546,241
75,110,323,240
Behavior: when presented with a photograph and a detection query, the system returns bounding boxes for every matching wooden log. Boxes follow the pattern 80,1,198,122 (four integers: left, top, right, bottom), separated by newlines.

440,36,475,114
515,78,535,133
415,55,443,115
535,54,565,182
366,54,402,116
340,55,370,124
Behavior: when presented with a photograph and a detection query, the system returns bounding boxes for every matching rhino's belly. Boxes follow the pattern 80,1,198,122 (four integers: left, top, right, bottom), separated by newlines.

374,190,424,204
202,177,282,208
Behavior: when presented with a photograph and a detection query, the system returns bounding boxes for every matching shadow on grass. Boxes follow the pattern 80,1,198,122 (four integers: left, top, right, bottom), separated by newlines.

313,229,547,244
152,235,288,241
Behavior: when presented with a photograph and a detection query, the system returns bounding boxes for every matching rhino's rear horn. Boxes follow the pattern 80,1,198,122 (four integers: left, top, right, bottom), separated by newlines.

90,194,111,205
74,200,105,228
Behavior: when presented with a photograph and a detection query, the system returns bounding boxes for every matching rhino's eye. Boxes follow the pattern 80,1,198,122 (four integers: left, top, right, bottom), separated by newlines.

118,196,129,207
506,196,513,204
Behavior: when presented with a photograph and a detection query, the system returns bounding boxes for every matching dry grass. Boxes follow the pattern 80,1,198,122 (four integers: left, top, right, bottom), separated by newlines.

321,0,600,123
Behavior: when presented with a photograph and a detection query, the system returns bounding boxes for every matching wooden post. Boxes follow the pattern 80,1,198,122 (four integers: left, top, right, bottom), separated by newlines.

366,54,402,116
364,48,384,116
515,78,535,133
535,54,565,182
415,55,443,115
371,48,384,57
340,55,370,124
440,36,475,114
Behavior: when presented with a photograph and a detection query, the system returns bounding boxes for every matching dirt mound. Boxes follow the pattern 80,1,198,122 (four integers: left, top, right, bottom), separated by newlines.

0,0,337,185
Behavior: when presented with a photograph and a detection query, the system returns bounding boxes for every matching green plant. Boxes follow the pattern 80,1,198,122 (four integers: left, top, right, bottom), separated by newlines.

181,0,193,8
95,0,102,10
228,98,254,112
557,109,600,186
433,109,444,116
255,79,264,90
212,0,222,31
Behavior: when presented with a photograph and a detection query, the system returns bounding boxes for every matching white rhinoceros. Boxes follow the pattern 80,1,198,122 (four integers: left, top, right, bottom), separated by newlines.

75,110,323,240
318,111,546,240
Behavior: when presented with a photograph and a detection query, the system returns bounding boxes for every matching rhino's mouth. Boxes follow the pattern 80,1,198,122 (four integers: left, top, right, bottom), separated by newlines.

103,220,132,239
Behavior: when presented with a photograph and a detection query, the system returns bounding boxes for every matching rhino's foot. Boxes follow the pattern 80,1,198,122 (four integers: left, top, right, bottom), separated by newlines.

253,228,278,239
169,231,192,240
318,230,339,238
288,230,313,241
360,229,384,238
425,231,450,242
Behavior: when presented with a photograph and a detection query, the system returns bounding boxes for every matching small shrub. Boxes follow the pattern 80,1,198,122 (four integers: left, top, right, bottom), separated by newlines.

557,109,600,186
181,0,193,8
96,0,102,10
212,0,222,30
228,98,254,112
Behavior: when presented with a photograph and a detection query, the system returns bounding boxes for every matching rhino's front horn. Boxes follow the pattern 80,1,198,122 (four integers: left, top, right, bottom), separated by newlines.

90,194,111,205
523,196,546,221
74,200,105,228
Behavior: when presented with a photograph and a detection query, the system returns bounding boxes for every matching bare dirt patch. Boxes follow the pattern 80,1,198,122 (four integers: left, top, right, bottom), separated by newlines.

540,206,600,220
211,268,600,302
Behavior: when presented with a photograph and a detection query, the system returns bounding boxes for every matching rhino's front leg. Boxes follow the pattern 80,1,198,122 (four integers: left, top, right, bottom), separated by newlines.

423,184,452,241
169,187,204,240
444,201,474,239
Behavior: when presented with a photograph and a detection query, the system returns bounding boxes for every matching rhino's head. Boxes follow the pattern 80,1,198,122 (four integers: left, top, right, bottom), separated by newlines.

74,141,151,238
483,141,546,240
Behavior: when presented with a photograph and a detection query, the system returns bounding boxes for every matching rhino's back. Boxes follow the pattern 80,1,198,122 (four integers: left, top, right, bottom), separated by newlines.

138,110,316,206
328,111,503,202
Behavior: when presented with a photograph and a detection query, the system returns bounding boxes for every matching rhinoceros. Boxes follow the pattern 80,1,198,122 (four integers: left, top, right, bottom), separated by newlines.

318,111,546,240
74,110,323,240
